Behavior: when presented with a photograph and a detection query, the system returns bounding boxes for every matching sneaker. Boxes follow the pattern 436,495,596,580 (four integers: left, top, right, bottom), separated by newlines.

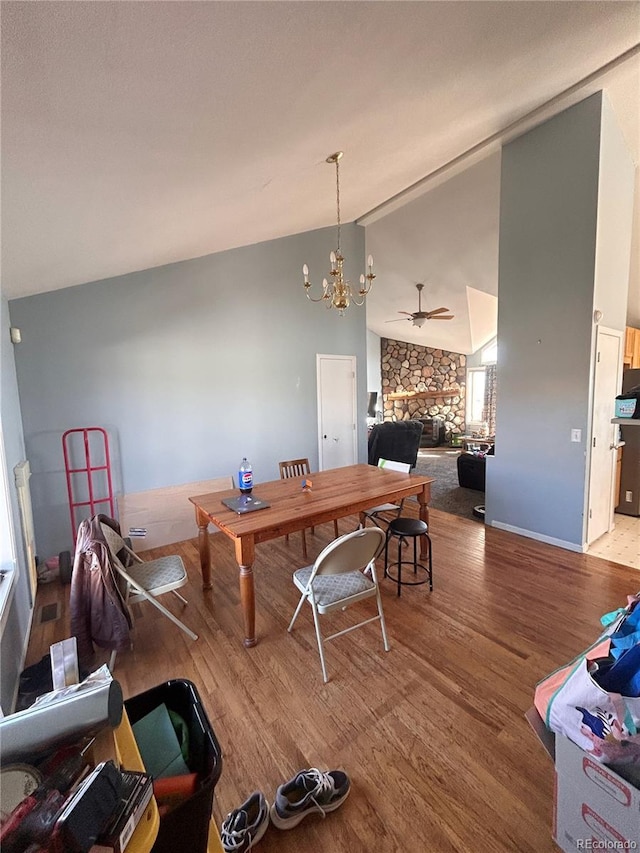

270,768,350,830
220,791,270,852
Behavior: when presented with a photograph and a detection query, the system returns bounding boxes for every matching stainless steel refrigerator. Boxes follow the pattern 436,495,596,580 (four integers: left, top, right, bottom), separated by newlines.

617,368,640,516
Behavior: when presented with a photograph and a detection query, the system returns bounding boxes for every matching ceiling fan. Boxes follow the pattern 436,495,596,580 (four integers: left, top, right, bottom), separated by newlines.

386,283,454,328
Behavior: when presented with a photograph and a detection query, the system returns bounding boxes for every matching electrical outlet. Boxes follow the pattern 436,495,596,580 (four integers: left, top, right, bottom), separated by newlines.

571,429,581,442
626,491,633,503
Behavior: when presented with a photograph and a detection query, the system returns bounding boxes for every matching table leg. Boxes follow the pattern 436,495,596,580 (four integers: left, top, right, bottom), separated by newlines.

196,507,212,590
417,483,432,560
235,536,256,648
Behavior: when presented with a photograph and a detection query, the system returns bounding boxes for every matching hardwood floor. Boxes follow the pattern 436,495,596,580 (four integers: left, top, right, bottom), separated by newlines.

25,506,640,852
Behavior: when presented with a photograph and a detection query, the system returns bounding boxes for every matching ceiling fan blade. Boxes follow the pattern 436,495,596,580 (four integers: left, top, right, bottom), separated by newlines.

429,315,454,320
385,318,411,323
426,307,450,317
397,311,414,317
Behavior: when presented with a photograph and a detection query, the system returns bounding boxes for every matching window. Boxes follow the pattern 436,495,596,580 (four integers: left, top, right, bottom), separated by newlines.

466,368,486,426
0,431,18,638
481,339,497,365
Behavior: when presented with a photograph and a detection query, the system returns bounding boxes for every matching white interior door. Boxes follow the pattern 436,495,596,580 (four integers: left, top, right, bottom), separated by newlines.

587,326,623,545
317,354,357,470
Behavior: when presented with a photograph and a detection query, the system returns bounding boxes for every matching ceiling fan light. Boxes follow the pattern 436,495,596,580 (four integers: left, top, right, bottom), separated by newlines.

413,316,426,328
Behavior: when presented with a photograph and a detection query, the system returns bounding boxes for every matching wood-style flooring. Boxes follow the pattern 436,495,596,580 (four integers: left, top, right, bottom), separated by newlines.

24,506,640,852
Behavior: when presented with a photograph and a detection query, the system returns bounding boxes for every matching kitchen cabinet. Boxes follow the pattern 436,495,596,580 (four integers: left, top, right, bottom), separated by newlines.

624,326,640,370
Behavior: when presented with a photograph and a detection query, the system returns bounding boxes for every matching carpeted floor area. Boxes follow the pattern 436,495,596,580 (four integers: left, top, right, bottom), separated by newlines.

413,447,484,521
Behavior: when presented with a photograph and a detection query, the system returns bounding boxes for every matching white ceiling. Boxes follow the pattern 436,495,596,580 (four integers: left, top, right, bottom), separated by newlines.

2,1,639,351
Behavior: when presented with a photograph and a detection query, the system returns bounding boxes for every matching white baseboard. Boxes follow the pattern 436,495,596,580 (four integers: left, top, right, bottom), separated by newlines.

489,520,585,554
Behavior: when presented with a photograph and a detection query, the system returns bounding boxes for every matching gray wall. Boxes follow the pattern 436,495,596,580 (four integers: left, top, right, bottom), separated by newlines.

486,92,634,547
10,224,369,558
366,329,381,402
1,296,33,713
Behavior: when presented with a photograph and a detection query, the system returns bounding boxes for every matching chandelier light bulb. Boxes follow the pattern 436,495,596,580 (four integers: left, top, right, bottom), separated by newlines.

303,264,309,277
368,254,374,268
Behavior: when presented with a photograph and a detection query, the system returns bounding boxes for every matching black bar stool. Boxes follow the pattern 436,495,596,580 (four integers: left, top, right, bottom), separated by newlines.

384,517,433,597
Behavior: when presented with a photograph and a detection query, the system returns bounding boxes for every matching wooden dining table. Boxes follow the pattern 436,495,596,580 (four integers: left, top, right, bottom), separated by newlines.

189,463,434,647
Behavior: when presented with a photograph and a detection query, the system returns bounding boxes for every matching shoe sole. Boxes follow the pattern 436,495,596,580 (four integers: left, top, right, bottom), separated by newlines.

269,788,350,830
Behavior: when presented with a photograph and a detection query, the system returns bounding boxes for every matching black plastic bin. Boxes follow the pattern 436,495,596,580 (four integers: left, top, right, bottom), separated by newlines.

124,679,223,853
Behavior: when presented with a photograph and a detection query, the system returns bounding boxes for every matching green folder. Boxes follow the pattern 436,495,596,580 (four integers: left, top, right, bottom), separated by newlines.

131,702,190,779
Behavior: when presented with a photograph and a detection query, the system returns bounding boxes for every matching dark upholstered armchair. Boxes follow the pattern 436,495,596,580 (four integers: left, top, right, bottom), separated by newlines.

367,420,424,469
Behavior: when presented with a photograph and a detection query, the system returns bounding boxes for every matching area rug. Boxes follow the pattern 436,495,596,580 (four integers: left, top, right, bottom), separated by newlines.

412,448,484,522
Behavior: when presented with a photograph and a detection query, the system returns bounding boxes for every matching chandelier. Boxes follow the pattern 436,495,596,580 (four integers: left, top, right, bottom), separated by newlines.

302,152,375,315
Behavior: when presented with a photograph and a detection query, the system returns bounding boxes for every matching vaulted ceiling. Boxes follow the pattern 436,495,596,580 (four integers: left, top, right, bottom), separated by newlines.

2,2,639,352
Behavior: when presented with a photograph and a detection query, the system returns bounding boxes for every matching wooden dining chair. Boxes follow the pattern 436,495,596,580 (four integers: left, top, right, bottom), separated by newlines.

278,458,339,559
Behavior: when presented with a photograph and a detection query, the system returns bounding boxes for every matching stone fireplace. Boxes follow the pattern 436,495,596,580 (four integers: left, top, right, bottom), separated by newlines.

381,337,466,440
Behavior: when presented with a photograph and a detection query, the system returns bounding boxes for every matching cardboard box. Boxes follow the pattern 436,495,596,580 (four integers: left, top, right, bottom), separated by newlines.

526,707,640,852
555,734,640,851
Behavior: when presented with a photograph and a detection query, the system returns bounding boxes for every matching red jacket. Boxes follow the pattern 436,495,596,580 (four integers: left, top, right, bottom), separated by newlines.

70,515,133,668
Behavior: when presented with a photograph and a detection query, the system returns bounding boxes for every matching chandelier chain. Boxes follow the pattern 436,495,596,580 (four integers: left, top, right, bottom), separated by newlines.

335,157,341,252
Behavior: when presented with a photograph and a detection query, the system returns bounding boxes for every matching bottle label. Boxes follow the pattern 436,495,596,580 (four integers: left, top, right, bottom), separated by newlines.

239,470,253,491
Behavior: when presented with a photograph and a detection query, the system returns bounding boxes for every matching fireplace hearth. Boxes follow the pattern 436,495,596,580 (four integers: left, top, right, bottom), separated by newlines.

414,417,445,447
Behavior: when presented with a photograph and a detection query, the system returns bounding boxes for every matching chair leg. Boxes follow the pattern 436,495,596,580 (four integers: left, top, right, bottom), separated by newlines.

310,601,329,683
396,536,402,597
140,593,198,641
288,593,307,632
384,530,391,578
333,520,339,538
171,590,188,606
374,583,390,652
301,528,308,560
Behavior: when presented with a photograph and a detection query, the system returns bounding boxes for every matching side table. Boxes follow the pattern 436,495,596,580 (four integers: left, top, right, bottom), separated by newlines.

461,436,494,452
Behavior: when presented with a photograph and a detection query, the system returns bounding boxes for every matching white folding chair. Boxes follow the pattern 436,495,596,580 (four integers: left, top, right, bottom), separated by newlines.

287,527,389,683
99,522,198,670
361,458,411,532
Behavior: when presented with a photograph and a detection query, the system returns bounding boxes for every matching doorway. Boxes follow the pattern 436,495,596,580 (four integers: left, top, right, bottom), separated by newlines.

587,326,623,545
316,354,357,470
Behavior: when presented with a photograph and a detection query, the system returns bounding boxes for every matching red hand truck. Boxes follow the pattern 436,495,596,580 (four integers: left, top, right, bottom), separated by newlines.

62,426,115,546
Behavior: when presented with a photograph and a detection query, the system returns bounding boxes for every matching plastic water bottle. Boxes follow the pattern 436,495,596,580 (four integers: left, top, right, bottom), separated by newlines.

238,457,253,494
